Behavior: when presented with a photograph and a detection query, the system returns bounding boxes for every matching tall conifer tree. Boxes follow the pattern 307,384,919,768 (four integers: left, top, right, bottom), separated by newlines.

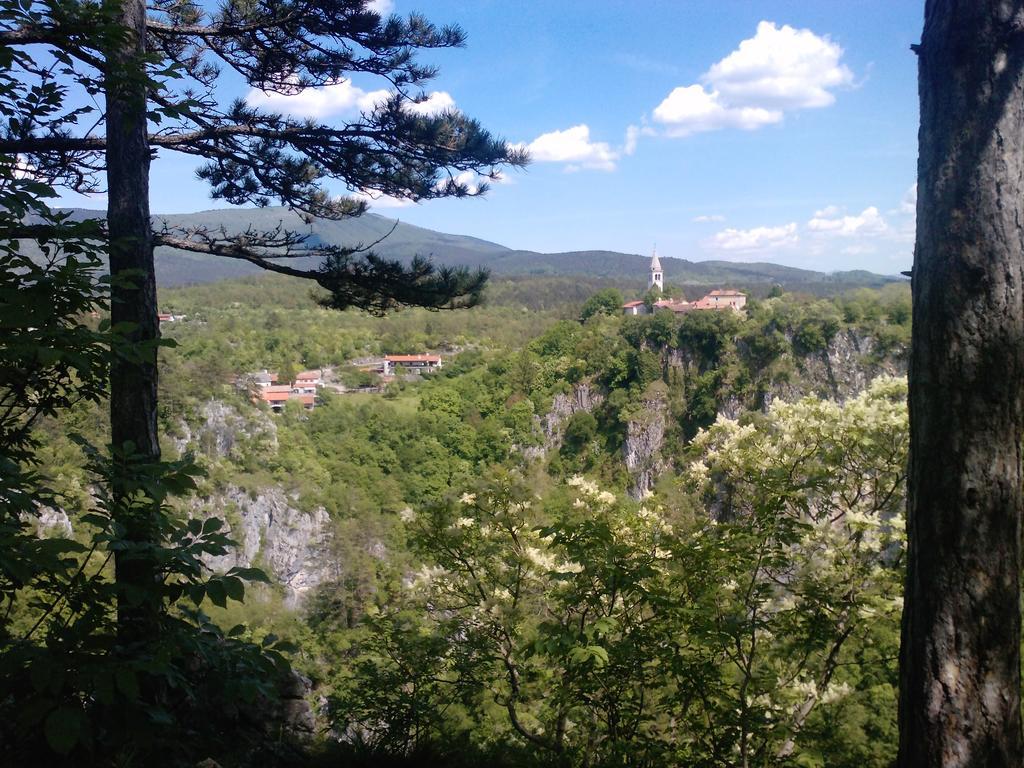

0,0,523,643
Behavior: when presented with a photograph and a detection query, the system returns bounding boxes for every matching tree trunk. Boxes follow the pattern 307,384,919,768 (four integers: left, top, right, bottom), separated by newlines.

104,0,160,644
899,2,1024,766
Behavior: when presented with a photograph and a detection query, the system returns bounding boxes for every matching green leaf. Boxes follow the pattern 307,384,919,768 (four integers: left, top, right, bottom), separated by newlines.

222,575,245,603
202,517,224,534
206,578,227,608
227,566,271,584
44,706,82,755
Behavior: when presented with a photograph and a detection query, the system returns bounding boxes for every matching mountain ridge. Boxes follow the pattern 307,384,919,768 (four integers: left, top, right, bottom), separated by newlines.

48,206,901,291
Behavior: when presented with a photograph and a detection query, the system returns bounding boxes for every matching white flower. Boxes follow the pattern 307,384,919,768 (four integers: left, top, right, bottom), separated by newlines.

597,490,616,505
567,475,598,496
524,546,558,571
399,507,416,523
459,492,477,505
453,516,474,529
792,680,818,699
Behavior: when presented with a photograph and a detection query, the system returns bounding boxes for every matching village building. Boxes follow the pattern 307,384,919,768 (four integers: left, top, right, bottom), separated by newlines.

381,354,443,377
621,250,747,316
293,369,322,394
649,247,663,292
244,368,321,411
250,370,279,388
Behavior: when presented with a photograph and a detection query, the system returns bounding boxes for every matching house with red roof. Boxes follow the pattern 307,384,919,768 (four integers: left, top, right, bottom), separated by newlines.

294,369,322,394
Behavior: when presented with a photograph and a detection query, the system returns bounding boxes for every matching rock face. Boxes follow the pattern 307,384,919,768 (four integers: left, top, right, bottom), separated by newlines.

541,382,604,450
623,388,668,499
197,486,335,607
175,399,278,460
29,506,73,538
763,331,907,410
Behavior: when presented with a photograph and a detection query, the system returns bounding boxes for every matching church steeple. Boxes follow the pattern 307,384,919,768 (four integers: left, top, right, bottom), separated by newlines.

648,246,663,292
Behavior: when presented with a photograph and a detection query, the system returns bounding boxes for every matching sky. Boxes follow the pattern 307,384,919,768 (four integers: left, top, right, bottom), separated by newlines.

61,0,925,275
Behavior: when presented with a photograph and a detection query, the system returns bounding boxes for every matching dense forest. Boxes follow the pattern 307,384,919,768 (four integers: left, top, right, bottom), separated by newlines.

12,272,916,766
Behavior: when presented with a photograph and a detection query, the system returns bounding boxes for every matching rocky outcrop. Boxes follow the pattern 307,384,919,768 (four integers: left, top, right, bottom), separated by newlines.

196,486,335,607
764,330,907,409
541,382,604,450
29,506,73,538
175,399,278,460
623,386,668,499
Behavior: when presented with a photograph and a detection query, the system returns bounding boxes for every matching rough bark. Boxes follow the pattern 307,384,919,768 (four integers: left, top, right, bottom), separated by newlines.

899,2,1024,766
104,0,160,643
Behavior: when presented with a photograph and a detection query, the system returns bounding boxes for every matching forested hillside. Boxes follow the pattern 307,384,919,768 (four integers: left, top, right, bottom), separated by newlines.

23,275,913,766
38,207,902,292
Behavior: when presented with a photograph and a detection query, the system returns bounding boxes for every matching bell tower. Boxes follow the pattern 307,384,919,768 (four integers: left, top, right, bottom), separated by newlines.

648,247,663,292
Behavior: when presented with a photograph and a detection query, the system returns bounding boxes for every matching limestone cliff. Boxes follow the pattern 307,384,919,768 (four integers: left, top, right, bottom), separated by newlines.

174,399,278,461
622,386,668,499
176,399,333,606
540,382,604,450
196,486,336,607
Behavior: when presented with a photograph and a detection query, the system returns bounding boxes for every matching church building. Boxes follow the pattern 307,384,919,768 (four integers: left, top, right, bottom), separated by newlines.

621,248,747,316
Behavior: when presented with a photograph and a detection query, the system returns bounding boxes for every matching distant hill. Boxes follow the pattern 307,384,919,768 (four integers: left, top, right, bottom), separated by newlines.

45,206,900,293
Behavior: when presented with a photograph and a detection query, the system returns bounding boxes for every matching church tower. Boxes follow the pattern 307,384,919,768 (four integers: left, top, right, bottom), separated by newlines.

648,247,663,293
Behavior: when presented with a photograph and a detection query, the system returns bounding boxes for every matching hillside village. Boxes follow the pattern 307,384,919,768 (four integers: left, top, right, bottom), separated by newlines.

229,252,748,415
242,353,445,412
622,250,747,315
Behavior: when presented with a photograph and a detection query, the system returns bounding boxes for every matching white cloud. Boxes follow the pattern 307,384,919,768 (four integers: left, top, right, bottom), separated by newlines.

653,85,781,136
366,0,394,15
348,188,414,209
709,222,798,251
652,21,853,137
624,125,640,156
807,206,887,236
706,21,853,110
522,124,618,171
246,79,453,120
406,91,455,116
693,214,726,223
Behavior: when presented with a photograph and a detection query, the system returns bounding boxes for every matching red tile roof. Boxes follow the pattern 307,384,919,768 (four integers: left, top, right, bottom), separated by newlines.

261,391,292,403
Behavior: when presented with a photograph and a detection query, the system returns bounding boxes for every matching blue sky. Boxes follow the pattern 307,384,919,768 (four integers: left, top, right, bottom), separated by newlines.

64,1,924,275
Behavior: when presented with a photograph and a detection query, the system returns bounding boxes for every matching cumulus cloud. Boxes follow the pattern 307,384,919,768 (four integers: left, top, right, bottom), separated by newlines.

247,79,453,120
652,21,853,137
706,21,853,110
366,0,394,15
624,125,640,156
807,206,887,236
348,188,414,209
405,91,456,116
522,124,618,171
653,85,781,136
709,222,798,252
693,214,726,223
